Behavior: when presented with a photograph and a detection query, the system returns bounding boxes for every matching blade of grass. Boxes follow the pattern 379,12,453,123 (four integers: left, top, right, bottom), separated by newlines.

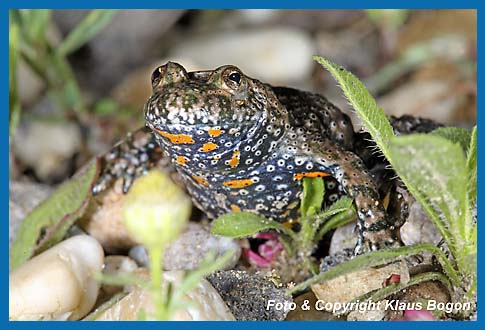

9,21,21,135
57,10,116,57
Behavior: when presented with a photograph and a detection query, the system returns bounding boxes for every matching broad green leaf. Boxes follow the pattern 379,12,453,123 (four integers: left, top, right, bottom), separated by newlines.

301,177,324,218
431,127,471,154
211,212,296,240
57,10,116,57
10,160,99,270
466,126,477,206
314,56,394,159
288,243,460,295
388,134,474,274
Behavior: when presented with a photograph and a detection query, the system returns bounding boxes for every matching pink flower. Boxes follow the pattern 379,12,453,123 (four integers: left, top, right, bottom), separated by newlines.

403,309,436,321
244,232,284,268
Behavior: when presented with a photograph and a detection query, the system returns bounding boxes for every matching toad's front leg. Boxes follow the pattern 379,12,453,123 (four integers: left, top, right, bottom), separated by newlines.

309,142,402,253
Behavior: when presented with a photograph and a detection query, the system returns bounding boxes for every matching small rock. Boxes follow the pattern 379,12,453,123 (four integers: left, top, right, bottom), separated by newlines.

207,270,292,321
286,291,337,320
12,120,82,182
346,302,387,321
400,200,442,246
328,221,358,255
311,261,410,315
388,280,451,320
101,256,139,296
95,269,234,320
9,181,53,249
79,179,138,252
129,222,241,271
9,235,104,320
170,28,316,85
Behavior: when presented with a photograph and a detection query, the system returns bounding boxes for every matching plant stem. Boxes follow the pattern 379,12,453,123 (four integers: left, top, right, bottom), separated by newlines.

149,246,167,320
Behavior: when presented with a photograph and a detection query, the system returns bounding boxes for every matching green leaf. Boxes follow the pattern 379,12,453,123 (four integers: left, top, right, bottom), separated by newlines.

211,211,296,240
314,56,394,159
431,127,471,154
301,177,324,218
288,243,460,295
315,197,356,241
57,10,116,57
10,160,99,270
388,134,474,275
466,126,477,207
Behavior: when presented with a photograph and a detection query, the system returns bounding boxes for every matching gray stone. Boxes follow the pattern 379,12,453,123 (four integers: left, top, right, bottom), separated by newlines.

129,222,241,271
207,270,292,321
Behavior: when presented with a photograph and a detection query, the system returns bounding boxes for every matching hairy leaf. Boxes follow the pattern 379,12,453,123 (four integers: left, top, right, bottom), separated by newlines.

388,134,474,274
431,127,471,154
466,126,477,207
10,160,99,269
314,56,394,158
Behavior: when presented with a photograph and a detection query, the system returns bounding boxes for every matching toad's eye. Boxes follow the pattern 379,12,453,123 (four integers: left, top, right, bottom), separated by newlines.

228,72,241,84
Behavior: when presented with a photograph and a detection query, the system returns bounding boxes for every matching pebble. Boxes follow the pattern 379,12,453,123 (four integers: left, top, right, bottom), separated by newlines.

12,120,82,182
9,235,104,320
400,200,442,246
100,256,139,296
207,270,292,321
311,261,410,316
129,222,241,271
9,181,53,249
328,221,358,255
79,179,139,252
94,269,234,320
170,27,316,85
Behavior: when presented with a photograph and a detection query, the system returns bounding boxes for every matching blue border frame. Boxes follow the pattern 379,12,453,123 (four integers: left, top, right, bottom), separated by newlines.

3,1,481,329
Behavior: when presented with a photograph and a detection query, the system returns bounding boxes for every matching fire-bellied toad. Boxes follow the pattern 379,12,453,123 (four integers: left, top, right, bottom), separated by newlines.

94,62,441,253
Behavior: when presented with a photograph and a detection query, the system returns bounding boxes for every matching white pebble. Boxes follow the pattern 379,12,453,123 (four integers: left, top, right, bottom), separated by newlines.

9,235,104,320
